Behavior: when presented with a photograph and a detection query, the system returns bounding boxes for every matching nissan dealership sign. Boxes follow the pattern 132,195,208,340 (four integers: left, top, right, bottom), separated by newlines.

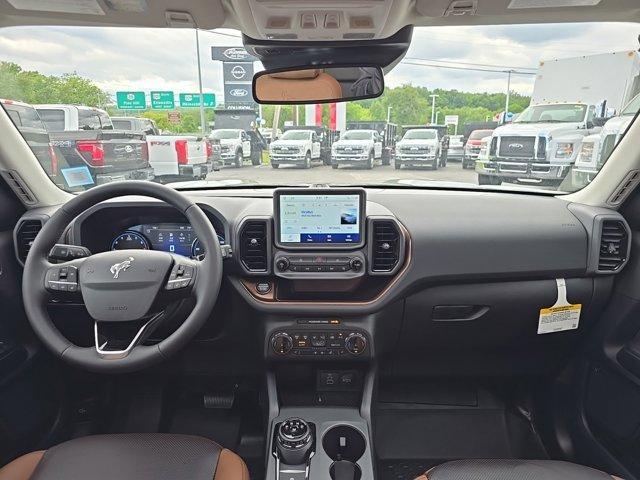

214,46,258,108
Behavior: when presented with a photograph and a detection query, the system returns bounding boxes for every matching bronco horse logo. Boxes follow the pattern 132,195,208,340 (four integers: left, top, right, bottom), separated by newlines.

110,257,134,279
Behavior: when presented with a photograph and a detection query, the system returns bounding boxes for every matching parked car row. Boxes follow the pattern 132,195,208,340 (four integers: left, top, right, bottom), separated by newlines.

212,124,492,171
1,99,223,189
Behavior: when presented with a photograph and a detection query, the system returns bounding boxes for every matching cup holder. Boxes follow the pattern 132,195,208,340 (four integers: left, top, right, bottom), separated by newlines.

330,460,362,480
322,425,366,462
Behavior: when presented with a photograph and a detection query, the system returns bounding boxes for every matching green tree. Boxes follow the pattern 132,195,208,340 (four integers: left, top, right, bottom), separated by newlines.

0,62,109,107
347,102,373,121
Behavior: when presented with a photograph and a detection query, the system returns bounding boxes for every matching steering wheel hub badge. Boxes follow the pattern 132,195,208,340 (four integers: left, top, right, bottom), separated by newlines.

110,256,134,279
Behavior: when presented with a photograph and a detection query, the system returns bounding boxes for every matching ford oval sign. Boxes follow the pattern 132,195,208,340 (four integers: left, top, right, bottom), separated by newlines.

230,88,248,97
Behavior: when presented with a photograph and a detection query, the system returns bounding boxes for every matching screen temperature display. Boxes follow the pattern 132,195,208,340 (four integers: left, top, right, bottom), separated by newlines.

279,194,361,244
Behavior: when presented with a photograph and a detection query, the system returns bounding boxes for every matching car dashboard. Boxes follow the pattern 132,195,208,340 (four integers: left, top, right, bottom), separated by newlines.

13,186,631,376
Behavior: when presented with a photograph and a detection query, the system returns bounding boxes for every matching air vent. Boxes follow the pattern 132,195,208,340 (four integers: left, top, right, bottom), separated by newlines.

239,220,269,272
371,220,400,272
1,170,37,205
15,219,43,263
598,220,628,272
608,170,640,207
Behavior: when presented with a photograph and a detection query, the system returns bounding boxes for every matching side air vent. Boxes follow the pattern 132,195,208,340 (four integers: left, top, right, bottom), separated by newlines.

239,220,269,272
371,220,401,273
15,219,43,264
607,170,640,207
598,220,629,272
1,170,37,205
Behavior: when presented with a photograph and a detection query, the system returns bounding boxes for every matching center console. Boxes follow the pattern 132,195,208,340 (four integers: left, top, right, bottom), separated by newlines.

236,188,402,479
270,410,373,480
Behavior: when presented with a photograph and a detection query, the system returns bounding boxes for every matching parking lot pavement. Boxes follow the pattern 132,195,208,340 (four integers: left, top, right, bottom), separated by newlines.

207,161,480,185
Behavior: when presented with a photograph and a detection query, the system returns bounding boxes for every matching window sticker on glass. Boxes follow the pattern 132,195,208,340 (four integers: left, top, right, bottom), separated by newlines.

60,166,95,188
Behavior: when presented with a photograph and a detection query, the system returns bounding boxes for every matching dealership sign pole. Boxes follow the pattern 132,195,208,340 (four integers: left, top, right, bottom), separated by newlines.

212,47,259,111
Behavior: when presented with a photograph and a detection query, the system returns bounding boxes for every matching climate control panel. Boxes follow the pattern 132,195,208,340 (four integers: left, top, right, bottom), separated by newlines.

273,252,366,279
269,330,368,359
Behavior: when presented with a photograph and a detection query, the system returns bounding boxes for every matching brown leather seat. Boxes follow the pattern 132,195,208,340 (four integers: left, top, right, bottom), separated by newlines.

414,459,620,480
0,433,249,480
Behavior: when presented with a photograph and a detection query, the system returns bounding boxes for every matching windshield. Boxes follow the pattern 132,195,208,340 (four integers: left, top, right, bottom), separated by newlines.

280,131,311,141
0,22,638,194
621,94,640,116
342,131,373,140
403,130,437,140
210,129,239,140
468,130,493,140
2,103,45,129
514,104,587,123
112,120,132,130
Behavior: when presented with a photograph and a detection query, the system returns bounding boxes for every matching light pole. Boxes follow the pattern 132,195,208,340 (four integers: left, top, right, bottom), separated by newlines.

195,28,207,135
386,106,392,122
429,94,439,124
435,111,440,124
504,69,513,122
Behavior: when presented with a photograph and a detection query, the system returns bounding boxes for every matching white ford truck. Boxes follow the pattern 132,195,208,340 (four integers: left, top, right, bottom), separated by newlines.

394,128,441,170
573,93,640,187
269,129,321,169
475,102,602,186
210,128,252,168
110,116,215,181
331,129,383,169
146,136,213,181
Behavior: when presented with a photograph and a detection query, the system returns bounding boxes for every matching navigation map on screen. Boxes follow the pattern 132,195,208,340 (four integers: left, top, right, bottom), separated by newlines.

279,194,361,244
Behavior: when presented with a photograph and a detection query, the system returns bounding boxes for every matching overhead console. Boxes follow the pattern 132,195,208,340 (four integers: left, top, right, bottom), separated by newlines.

236,188,409,304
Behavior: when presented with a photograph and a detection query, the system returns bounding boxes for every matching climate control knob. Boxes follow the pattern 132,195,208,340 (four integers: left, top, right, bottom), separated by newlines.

345,333,367,355
271,332,293,355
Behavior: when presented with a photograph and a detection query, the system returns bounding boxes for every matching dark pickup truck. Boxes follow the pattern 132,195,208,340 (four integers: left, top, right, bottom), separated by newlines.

34,105,153,187
1,99,61,182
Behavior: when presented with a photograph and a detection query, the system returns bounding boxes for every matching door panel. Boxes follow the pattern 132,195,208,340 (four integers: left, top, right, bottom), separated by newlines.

567,198,640,479
0,178,62,465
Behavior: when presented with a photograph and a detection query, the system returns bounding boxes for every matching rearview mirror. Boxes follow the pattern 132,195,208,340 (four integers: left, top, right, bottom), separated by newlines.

253,66,384,105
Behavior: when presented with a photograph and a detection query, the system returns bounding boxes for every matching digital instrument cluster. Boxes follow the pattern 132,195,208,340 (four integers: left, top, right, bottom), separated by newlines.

111,223,224,259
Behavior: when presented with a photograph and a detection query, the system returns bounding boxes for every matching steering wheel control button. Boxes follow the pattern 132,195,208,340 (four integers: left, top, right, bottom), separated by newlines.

166,263,195,290
45,266,79,294
272,332,293,355
49,244,91,262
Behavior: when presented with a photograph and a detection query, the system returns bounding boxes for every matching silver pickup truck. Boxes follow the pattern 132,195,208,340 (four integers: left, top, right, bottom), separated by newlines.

573,93,640,187
476,102,603,186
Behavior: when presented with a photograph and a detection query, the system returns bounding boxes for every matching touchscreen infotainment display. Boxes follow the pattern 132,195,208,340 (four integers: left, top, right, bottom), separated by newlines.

278,193,362,245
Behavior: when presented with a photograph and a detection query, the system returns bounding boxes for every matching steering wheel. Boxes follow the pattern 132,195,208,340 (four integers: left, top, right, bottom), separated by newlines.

22,181,222,374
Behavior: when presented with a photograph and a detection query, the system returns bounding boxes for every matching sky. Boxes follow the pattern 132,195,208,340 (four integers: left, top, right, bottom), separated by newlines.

0,22,638,101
